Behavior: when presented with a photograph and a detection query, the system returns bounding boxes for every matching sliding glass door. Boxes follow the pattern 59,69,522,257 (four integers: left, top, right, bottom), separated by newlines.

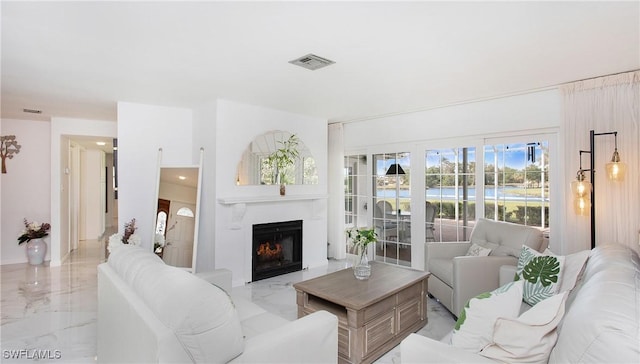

372,152,411,266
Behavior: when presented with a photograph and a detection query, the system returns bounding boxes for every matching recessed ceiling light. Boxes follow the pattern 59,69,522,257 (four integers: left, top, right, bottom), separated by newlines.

96,141,106,146
178,176,187,180
23,108,42,114
289,53,335,71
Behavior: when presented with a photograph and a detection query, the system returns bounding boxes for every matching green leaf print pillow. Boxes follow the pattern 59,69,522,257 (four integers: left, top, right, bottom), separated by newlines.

514,246,565,306
451,280,524,353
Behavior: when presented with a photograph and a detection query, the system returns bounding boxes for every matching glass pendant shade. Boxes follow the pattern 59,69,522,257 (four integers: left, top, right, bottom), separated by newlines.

606,150,626,181
571,179,591,197
574,196,591,216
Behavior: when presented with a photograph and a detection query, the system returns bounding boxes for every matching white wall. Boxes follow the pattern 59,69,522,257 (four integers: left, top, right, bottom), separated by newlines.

50,117,117,266
342,89,564,263
117,102,193,251
1,119,51,265
105,153,115,228
192,100,217,272
343,90,561,148
159,182,197,204
83,149,105,240
214,99,329,285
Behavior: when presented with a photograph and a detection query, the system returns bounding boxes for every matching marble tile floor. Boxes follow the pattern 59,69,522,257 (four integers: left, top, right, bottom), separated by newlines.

1,239,456,363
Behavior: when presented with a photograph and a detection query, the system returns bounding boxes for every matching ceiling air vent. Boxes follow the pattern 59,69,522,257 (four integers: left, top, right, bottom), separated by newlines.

23,108,42,114
289,53,335,71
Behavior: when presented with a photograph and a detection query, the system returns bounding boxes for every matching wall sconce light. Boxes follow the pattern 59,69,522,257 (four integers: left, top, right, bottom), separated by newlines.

573,130,625,249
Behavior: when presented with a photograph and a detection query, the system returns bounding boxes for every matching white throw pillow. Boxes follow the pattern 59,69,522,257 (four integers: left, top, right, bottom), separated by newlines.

543,248,590,292
466,243,492,257
515,246,565,306
480,291,568,364
451,280,524,353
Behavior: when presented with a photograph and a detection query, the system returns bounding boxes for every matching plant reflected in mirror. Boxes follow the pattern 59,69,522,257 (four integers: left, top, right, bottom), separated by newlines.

236,130,318,186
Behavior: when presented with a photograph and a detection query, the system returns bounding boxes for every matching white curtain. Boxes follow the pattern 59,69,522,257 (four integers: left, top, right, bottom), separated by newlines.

560,71,639,254
327,123,346,259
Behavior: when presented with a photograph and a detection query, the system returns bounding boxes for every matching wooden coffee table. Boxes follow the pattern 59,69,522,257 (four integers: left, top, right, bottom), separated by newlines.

294,262,430,364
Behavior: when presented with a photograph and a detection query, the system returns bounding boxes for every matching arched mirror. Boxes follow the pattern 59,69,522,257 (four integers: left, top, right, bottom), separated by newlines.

236,130,318,186
153,149,203,272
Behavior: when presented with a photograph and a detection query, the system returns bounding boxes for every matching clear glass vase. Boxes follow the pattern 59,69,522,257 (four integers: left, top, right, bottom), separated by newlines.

354,248,371,280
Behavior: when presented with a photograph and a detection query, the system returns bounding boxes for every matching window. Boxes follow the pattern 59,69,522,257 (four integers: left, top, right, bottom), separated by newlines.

177,207,195,218
344,154,368,255
425,147,476,242
483,141,549,228
373,152,411,266
155,211,167,235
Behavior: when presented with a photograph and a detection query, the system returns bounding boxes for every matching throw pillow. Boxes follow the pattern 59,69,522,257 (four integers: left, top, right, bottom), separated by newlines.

479,291,568,364
466,243,492,257
451,280,524,353
543,248,590,292
515,246,564,306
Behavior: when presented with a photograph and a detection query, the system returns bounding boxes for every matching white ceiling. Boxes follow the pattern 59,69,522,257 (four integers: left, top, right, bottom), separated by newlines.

2,1,638,124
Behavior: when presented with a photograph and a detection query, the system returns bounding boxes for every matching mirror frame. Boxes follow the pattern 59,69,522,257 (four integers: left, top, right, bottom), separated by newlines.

152,148,204,272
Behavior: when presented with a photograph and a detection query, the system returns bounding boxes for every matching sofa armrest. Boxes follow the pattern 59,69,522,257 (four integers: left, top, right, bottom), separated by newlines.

400,334,496,363
195,269,232,293
451,256,517,315
426,242,471,262
499,265,517,286
232,310,338,363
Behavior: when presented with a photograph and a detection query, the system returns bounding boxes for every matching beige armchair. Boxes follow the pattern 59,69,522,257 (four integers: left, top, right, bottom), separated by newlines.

426,218,544,317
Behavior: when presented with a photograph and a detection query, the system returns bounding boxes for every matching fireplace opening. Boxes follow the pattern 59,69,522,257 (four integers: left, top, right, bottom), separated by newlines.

252,220,303,282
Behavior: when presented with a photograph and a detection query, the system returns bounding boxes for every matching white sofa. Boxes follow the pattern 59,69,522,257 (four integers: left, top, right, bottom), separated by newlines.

97,244,338,363
426,218,544,316
402,244,640,363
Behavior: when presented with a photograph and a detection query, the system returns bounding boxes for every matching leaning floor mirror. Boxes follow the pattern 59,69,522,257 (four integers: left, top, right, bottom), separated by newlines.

152,148,203,272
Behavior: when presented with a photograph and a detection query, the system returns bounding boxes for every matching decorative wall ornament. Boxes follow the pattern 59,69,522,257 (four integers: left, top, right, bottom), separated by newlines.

1,135,21,174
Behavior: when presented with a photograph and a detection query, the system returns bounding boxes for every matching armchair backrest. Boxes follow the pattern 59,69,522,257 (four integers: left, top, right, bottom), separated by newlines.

469,218,543,257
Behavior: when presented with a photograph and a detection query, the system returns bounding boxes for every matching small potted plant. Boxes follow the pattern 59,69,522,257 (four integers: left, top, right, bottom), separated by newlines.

18,219,51,265
346,227,378,280
107,218,141,258
266,134,300,196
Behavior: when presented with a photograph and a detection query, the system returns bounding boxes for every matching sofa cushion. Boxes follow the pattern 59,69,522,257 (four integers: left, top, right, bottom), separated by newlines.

451,280,523,352
479,291,568,364
108,244,245,363
541,248,590,293
429,258,453,287
231,295,268,322
240,312,290,339
470,218,542,257
515,246,564,306
549,244,640,363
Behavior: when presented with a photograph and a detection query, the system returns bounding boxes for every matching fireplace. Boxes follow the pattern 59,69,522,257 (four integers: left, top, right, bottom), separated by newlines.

252,220,303,281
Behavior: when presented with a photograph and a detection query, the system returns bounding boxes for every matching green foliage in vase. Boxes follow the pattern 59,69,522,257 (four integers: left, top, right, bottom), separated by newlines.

346,227,377,251
266,134,300,184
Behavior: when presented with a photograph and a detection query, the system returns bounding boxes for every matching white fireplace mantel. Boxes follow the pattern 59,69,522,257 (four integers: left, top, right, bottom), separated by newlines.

217,194,328,229
217,194,328,205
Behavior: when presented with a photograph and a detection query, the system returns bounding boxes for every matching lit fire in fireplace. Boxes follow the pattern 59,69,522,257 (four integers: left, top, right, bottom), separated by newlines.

256,242,283,261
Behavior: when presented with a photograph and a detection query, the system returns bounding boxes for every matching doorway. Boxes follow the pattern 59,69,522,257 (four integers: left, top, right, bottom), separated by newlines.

63,135,115,261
